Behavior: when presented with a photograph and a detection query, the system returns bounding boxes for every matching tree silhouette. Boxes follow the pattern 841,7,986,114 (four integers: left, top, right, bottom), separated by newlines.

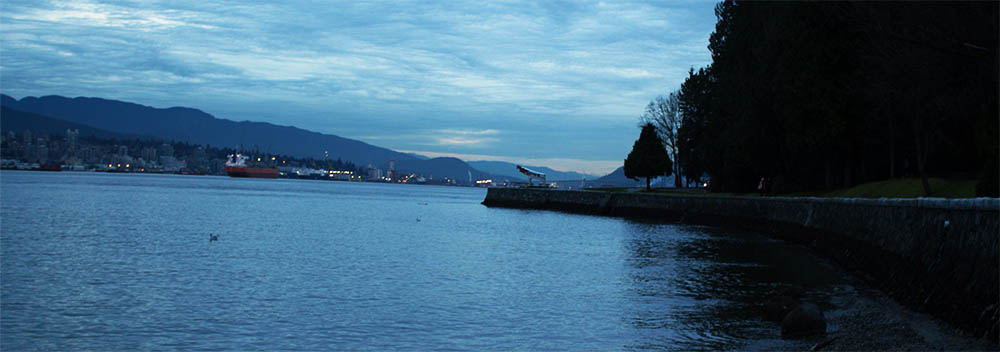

624,123,673,190
641,92,684,187
672,1,996,194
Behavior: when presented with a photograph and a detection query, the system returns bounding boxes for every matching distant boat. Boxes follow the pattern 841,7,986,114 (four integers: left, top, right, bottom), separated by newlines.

31,164,62,172
225,154,278,179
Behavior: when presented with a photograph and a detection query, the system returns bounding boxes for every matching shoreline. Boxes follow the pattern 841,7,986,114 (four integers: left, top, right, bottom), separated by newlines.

482,187,1000,343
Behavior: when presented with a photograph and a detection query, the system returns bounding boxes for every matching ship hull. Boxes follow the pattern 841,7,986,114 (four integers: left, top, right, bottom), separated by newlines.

226,166,279,178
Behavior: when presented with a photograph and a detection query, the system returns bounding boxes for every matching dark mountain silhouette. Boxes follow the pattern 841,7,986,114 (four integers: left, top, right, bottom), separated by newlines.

591,166,644,187
467,160,598,181
0,106,148,141
402,152,430,160
590,166,679,188
0,94,509,181
1,94,415,166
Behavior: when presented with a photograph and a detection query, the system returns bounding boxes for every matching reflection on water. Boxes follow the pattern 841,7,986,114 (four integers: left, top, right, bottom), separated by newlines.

1,171,991,351
619,220,991,351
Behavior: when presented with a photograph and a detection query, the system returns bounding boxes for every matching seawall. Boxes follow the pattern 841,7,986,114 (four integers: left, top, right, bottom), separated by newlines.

483,188,1000,341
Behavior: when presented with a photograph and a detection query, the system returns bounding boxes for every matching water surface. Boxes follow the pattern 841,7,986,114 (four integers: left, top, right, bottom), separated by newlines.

1,171,989,350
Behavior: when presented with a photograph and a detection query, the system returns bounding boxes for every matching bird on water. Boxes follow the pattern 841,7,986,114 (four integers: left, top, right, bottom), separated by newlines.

209,233,218,242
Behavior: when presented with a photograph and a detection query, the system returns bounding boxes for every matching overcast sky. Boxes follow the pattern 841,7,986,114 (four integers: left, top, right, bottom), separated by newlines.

1,0,716,175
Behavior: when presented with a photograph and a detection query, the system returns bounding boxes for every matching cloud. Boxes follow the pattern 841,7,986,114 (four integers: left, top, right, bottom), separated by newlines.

397,149,622,176
435,137,498,146
9,1,216,31
434,129,499,136
1,0,717,168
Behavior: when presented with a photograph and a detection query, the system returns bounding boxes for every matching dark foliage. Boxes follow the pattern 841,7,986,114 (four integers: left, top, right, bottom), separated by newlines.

624,123,673,190
676,1,998,195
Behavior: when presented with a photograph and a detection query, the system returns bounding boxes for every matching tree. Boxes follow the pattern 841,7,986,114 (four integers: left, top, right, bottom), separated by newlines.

677,66,715,187
641,91,684,187
671,1,996,194
624,123,673,190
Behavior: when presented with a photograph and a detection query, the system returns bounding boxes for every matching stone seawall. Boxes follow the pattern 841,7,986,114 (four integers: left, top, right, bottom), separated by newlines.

483,188,1000,341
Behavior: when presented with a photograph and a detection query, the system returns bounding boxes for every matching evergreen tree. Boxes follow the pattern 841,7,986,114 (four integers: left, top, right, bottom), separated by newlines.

624,123,673,190
674,1,996,194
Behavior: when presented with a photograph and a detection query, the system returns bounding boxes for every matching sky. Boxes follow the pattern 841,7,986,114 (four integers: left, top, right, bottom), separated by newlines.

1,0,717,176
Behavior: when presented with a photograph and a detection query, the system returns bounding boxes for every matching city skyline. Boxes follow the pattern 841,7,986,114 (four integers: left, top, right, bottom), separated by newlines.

0,1,717,175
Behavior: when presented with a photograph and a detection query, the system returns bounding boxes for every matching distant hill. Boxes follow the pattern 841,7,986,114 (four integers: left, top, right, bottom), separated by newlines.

467,160,598,181
396,157,493,182
588,166,676,188
0,94,496,182
0,106,148,141
403,152,430,160
0,94,415,166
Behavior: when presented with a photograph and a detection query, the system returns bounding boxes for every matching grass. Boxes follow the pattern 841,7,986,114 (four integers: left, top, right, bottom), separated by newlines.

819,178,977,198
584,178,979,199
582,187,632,192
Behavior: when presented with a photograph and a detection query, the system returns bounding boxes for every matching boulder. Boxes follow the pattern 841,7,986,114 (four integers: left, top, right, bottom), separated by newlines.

765,295,800,322
764,287,804,322
782,302,827,338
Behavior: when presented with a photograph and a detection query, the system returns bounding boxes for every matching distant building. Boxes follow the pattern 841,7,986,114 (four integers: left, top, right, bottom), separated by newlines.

158,143,174,159
387,160,396,181
158,156,185,172
66,129,79,155
190,147,207,170
365,163,383,181
141,147,158,164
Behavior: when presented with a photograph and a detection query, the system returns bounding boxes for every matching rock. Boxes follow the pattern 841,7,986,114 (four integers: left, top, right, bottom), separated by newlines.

764,287,804,321
782,302,827,338
765,295,800,322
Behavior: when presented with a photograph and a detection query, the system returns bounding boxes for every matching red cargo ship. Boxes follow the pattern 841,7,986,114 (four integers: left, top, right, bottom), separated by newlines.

225,154,278,178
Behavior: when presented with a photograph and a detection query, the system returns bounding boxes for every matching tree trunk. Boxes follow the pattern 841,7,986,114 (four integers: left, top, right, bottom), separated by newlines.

913,115,932,196
843,144,853,188
889,115,896,178
824,159,832,190
673,145,682,188
916,134,932,196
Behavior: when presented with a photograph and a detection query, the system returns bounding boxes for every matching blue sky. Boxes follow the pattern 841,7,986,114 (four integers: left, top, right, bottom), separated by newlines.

1,0,717,175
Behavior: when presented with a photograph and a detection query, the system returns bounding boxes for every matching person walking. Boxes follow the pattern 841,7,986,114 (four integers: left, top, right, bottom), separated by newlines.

758,177,766,197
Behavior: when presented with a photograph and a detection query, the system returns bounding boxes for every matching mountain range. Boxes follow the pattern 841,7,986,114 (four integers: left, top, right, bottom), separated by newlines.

0,106,148,141
466,160,599,181
1,94,413,164
0,94,612,182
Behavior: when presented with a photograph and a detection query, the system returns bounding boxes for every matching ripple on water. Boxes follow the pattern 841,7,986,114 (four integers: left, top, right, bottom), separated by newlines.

2,172,994,351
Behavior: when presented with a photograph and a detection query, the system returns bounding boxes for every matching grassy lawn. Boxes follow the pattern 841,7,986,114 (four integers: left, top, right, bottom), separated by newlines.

582,187,632,192
818,178,977,198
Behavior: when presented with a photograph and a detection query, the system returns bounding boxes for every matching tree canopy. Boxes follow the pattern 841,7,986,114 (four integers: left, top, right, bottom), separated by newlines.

675,1,997,196
624,123,673,190
641,92,684,187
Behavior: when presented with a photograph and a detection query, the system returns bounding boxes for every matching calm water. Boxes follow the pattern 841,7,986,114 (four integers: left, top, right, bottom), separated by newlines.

1,171,990,351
